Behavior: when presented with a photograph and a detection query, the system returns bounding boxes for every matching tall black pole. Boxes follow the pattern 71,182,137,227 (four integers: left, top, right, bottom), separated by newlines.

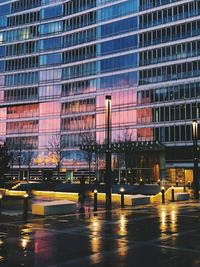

192,120,199,199
105,95,112,210
0,195,2,215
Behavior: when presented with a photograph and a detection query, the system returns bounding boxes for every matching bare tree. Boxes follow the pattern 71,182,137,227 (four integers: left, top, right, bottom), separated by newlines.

79,131,97,183
0,141,11,181
117,128,135,182
26,150,34,180
13,139,25,180
48,134,65,179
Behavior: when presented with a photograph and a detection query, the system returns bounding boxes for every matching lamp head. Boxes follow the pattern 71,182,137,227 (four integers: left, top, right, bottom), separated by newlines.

105,95,111,101
192,120,198,138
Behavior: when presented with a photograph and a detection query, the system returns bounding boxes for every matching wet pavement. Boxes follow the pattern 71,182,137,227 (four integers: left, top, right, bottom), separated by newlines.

0,201,200,267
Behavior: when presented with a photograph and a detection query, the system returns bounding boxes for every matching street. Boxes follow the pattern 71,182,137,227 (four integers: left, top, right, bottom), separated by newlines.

0,201,200,267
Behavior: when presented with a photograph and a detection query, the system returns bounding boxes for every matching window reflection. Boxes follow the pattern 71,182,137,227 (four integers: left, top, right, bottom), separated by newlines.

96,90,137,143
7,104,39,119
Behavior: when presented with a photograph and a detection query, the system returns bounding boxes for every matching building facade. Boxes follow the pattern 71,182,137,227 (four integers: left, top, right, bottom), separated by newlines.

137,0,200,184
0,0,199,183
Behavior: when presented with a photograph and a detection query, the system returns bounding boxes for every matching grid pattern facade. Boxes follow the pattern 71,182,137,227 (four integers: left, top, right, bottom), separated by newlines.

0,0,199,177
137,0,200,168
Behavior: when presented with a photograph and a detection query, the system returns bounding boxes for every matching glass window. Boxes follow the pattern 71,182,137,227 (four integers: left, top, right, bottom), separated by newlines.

41,5,62,19
40,53,61,65
39,68,61,82
100,35,137,55
175,126,179,141
170,126,174,142
0,16,6,28
40,21,62,35
97,0,139,22
0,3,10,16
0,46,5,57
40,36,61,51
99,16,137,38
100,53,137,73
0,60,4,71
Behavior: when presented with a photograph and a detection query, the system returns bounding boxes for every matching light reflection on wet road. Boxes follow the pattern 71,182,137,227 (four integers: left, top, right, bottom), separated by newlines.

0,201,200,267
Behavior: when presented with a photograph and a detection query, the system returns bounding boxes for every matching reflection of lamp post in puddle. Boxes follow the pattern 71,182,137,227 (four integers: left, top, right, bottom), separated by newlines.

116,213,128,258
160,207,167,233
170,208,177,233
120,188,125,208
93,189,98,212
23,193,29,222
21,235,30,250
89,218,101,263
119,214,127,235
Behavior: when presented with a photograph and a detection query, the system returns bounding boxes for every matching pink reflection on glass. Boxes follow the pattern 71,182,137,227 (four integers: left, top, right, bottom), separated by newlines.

96,89,137,143
40,102,61,116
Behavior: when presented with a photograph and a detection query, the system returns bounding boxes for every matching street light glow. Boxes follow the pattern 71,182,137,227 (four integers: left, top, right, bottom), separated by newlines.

192,120,198,140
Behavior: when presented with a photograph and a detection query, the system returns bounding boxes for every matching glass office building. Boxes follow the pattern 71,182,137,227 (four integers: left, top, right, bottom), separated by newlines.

0,0,199,183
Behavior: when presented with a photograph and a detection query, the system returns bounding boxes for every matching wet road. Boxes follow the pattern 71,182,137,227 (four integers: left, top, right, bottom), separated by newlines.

0,201,200,267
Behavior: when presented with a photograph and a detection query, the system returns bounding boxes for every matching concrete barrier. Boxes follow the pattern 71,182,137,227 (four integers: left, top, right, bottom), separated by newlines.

131,194,151,206
32,200,76,215
124,194,150,206
175,192,190,201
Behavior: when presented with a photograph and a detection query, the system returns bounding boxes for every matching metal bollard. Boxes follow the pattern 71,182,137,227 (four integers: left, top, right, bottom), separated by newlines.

0,195,2,215
23,193,29,222
161,187,165,204
93,189,98,212
171,186,175,202
120,188,125,208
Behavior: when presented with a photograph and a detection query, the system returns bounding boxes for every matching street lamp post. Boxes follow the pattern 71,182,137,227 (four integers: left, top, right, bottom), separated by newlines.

192,120,199,199
105,95,112,210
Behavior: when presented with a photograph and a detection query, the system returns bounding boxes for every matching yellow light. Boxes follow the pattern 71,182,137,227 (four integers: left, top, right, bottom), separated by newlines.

119,214,127,235
24,194,29,198
171,210,176,224
0,195,2,199
161,186,165,191
94,189,98,194
21,236,30,249
192,120,198,138
120,188,125,193
172,186,174,189
161,209,166,226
